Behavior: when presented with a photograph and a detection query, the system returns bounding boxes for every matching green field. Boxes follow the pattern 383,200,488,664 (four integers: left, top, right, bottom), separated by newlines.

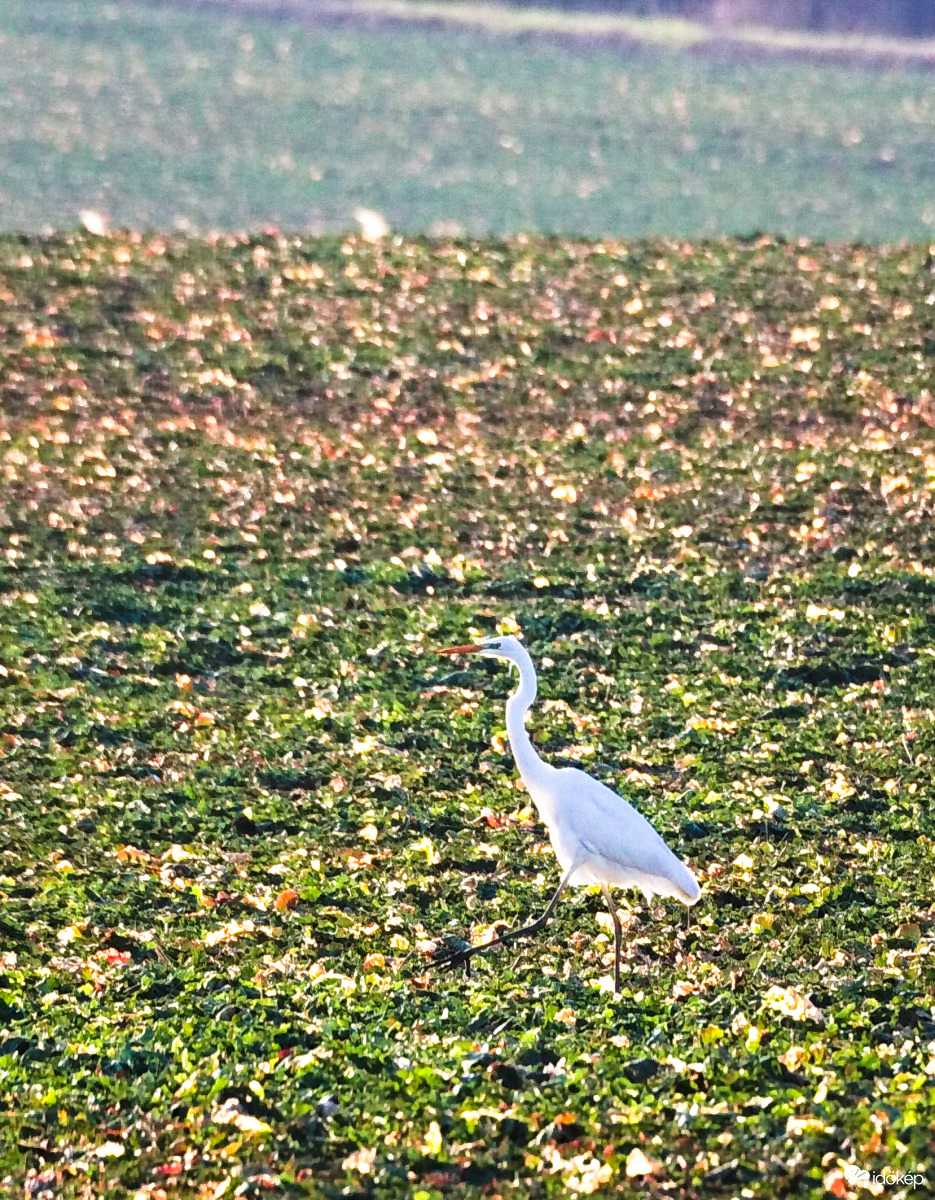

1,229,934,1195
3,0,935,239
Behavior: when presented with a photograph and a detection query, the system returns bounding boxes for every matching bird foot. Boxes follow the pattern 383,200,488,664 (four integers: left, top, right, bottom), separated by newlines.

431,915,551,975
433,934,511,973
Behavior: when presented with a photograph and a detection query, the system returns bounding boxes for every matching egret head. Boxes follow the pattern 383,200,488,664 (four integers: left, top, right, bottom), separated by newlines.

438,634,526,663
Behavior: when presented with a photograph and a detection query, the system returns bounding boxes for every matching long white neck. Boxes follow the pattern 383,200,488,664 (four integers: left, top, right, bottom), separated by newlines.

504,645,551,792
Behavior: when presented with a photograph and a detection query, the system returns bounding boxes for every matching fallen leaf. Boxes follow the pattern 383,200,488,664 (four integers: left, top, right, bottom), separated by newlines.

204,919,256,947
763,985,824,1024
274,888,299,911
625,1147,659,1177
212,1097,272,1135
342,1145,377,1173
57,922,86,944
778,1045,808,1073
115,844,153,864
786,1115,828,1135
471,920,510,947
423,1120,442,1156
93,1140,125,1158
567,1158,613,1193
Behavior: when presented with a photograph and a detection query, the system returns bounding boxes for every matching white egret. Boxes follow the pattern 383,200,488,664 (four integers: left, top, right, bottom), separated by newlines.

435,635,701,991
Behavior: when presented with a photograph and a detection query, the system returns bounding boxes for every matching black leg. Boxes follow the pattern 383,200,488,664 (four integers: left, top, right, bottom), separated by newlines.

600,883,623,995
434,867,573,973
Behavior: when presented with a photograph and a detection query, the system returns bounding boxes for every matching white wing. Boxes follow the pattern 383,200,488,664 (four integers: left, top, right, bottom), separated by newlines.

532,766,701,904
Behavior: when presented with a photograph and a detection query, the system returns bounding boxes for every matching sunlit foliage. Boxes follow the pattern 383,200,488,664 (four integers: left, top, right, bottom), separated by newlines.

1,232,934,1197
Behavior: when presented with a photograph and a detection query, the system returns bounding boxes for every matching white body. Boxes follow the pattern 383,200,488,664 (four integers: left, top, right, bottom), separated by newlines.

487,636,700,906
523,763,699,903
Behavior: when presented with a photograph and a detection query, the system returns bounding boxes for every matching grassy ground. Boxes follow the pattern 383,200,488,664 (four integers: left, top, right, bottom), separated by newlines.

1,230,935,1196
3,0,935,239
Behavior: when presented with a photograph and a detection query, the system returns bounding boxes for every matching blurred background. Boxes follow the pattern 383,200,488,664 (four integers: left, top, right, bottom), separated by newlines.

511,3,935,36
2,0,935,238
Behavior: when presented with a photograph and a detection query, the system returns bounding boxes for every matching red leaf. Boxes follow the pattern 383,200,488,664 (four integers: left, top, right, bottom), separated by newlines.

274,888,299,911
